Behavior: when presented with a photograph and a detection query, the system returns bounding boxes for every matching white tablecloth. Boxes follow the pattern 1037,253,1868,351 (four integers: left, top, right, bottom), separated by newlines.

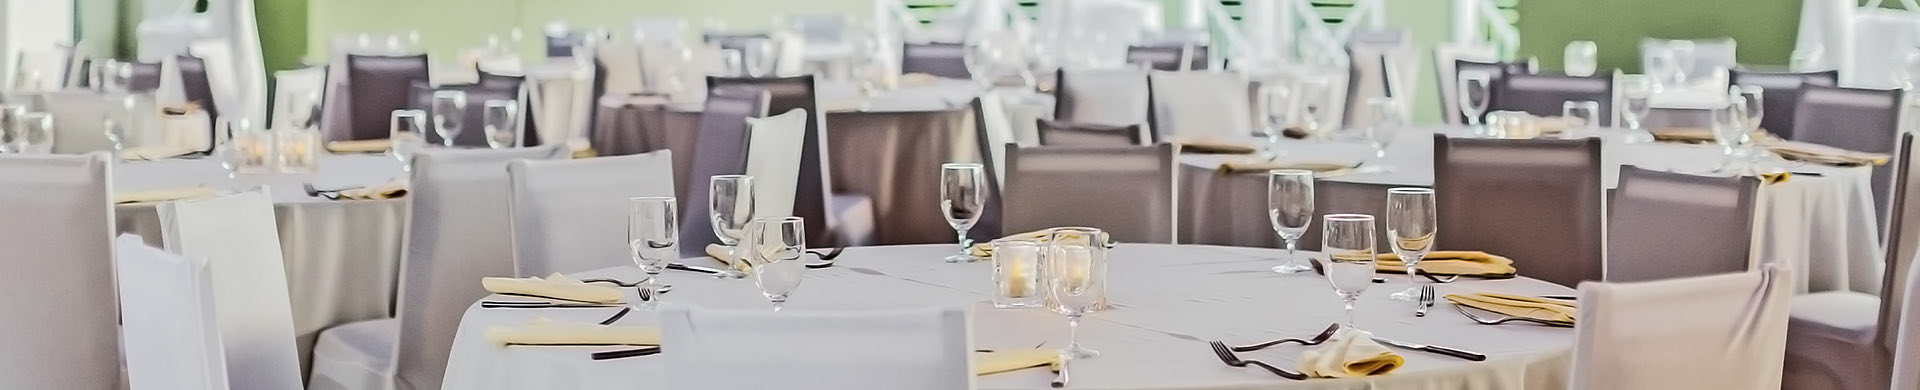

442,244,1577,390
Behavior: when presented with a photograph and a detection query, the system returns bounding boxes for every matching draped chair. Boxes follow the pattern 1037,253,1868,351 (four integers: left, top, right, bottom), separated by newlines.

1036,119,1145,146
968,94,1018,239
116,234,231,390
1571,265,1793,389
680,85,769,257
157,190,304,389
1727,69,1838,139
1003,143,1177,243
1434,135,1604,287
1492,72,1616,127
745,109,810,220
1432,44,1498,126
1790,85,1904,223
1345,28,1418,127
0,154,116,389
127,61,164,92
1126,43,1207,71
340,54,429,141
597,41,646,96
178,53,222,123
707,75,873,246
902,42,970,79
1606,166,1760,282
1149,70,1253,143
271,65,327,131
405,81,521,147
661,305,973,390
1052,67,1152,139
508,151,676,276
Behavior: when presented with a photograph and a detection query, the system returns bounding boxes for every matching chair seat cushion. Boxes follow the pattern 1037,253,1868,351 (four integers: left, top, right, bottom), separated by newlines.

830,193,875,247
1789,291,1881,345
308,318,398,390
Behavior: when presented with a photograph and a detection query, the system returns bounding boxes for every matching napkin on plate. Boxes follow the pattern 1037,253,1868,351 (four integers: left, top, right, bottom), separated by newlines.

1297,330,1404,378
704,244,754,272
1767,141,1890,167
1166,137,1258,155
481,273,623,304
1445,293,1577,325
326,139,390,154
1376,251,1517,278
119,145,198,161
975,349,1061,375
335,181,409,200
1215,159,1357,175
115,187,218,204
967,228,1117,257
485,317,659,346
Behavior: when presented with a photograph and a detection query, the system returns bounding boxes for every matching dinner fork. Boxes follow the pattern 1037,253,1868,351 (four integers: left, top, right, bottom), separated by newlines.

1415,285,1435,317
1209,341,1307,380
1231,323,1340,352
1423,273,1462,283
1451,303,1574,327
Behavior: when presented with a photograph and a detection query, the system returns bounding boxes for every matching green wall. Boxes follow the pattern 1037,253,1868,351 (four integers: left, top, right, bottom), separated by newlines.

1516,0,1805,72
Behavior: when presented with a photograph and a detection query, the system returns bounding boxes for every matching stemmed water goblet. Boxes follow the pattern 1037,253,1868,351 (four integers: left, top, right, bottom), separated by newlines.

1385,189,1436,301
939,163,986,263
628,197,678,310
1322,214,1378,332
747,217,807,312
708,175,756,279
1268,170,1315,274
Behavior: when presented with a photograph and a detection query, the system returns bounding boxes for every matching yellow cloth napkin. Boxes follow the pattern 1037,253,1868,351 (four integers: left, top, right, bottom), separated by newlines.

485,317,659,346
1650,128,1717,144
900,73,943,88
1767,141,1891,167
704,244,755,272
480,273,623,304
326,139,390,154
1167,137,1258,155
974,349,1061,375
1297,330,1404,378
1215,159,1357,175
1376,251,1517,278
968,228,1116,257
335,181,408,200
1759,172,1791,185
1445,293,1577,325
114,187,218,204
571,147,597,159
120,145,197,161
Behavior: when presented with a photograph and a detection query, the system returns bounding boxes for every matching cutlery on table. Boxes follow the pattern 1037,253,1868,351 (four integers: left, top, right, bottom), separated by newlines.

1231,323,1340,352
597,307,632,325
1452,304,1574,327
1051,354,1070,388
590,346,662,360
1369,336,1486,361
1423,273,1462,283
580,278,674,294
804,247,845,269
480,301,622,309
302,183,362,200
1415,285,1435,317
668,262,747,279
1538,295,1577,301
1208,341,1308,380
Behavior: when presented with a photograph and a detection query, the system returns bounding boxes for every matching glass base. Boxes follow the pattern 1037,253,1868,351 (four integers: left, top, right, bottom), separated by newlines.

1388,286,1418,301
945,253,981,263
1272,261,1313,274
1061,344,1100,359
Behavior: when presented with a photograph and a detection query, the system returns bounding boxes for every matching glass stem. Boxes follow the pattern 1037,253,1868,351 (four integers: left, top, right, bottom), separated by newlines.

1285,239,1298,266
957,228,971,255
1343,298,1357,331
1406,263,1419,291
1067,314,1082,350
772,300,785,312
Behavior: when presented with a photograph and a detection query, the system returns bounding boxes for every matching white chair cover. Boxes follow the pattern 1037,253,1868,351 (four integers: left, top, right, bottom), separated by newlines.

1849,8,1920,88
271,66,326,131
1896,249,1920,390
1432,44,1498,126
596,41,644,96
11,46,71,92
188,39,248,123
526,61,594,150
745,109,808,218
661,304,974,390
507,150,676,276
0,154,117,389
1345,29,1419,127
1571,265,1793,390
158,190,304,389
116,233,232,390
632,17,688,44
1148,70,1253,142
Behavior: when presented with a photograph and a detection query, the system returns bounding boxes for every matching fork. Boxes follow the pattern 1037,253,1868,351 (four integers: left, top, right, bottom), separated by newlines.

1451,303,1574,327
1208,341,1308,380
1415,285,1435,317
1231,323,1340,352
1424,273,1462,283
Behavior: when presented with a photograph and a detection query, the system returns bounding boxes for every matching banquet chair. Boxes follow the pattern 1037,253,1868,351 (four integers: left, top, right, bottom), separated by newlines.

1004,143,1178,243
310,146,568,390
678,86,768,256
1492,72,1615,127
787,13,852,69
901,42,970,80
1434,135,1604,287
661,304,973,390
127,61,164,92
1053,67,1152,136
597,41,645,96
1606,166,1760,282
1781,133,1915,390
1790,84,1904,223
271,65,327,131
177,53,222,124
708,75,873,246
115,234,232,390
1727,69,1838,139
1126,43,1207,71
745,109,809,220
1345,28,1417,127
1894,229,1920,390
340,54,430,141
1570,265,1793,390
187,39,254,130
406,81,520,147
508,150,676,276
968,94,1017,239
1036,119,1146,146
1641,38,1739,84
544,25,582,58
158,190,304,389
1149,70,1253,143
1453,60,1531,125
0,153,117,389
1432,44,1498,126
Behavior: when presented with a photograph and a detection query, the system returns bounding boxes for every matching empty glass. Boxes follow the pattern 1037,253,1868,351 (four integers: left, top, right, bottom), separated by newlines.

0,104,25,153
940,163,987,262
15,112,52,154
390,110,428,170
747,216,807,312
1259,83,1293,160
1564,41,1598,77
1711,99,1747,173
1363,97,1402,172
1561,101,1600,138
963,39,1001,88
483,100,519,149
1268,170,1316,274
1458,70,1492,134
1385,188,1437,301
1046,227,1107,359
1620,75,1654,135
1322,214,1377,332
991,240,1044,309
431,90,468,147
744,40,775,77
1669,41,1696,85
710,175,756,279
102,95,137,156
1734,85,1765,170
629,197,678,310
1299,77,1334,140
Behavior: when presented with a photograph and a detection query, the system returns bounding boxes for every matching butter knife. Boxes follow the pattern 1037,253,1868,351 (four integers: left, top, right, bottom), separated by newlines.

667,262,725,275
1051,356,1070,388
1370,336,1486,361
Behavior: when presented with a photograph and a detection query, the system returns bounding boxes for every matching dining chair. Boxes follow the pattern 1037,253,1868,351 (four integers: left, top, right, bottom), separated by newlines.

405,81,521,147
1149,70,1254,143
1126,43,1207,71
271,65,327,131
707,75,873,247
1433,44,1498,126
1781,133,1915,390
1345,28,1417,127
1571,265,1793,390
596,41,645,96
116,234,232,390
0,154,117,389
525,61,596,152
661,304,974,390
187,40,252,129
1727,69,1838,139
969,94,1018,240
1606,166,1760,282
1893,223,1920,389
340,54,430,141
1053,67,1152,132
1453,60,1532,125
309,146,568,390
678,86,768,256
1434,135,1604,287
545,26,582,58
1004,143,1178,243
1491,72,1616,126
1790,84,1904,223
158,190,305,389
745,108,810,221
1036,119,1146,147
127,61,164,92
508,150,676,276
1641,38,1739,83
902,42,971,79
177,53,222,124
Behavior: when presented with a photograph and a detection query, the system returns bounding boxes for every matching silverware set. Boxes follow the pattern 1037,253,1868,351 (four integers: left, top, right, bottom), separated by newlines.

1369,336,1486,361
1415,285,1435,317
1231,323,1339,352
1208,340,1309,380
1452,304,1574,327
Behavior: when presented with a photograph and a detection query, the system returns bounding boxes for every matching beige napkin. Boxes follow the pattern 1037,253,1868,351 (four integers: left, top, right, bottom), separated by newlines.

968,228,1116,257
1445,293,1577,325
899,73,942,88
114,187,218,204
1297,330,1405,378
1651,128,1782,145
1376,251,1517,278
120,145,198,161
571,147,597,159
975,349,1060,375
1167,137,1258,155
485,317,659,346
1215,159,1357,175
335,181,409,200
704,244,754,272
1767,141,1891,167
326,139,390,154
480,273,623,304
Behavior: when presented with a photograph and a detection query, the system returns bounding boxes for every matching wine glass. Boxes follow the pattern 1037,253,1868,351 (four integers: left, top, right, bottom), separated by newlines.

1298,77,1333,140
747,216,807,312
939,163,986,263
1564,41,1598,77
1259,83,1293,160
1733,85,1765,171
103,95,136,156
0,104,26,153
745,40,775,77
1669,41,1696,86
1268,170,1316,274
1620,75,1654,137
390,109,428,170
431,90,468,147
709,175,756,279
1046,227,1107,359
1561,101,1600,138
1385,188,1436,301
1322,214,1377,332
629,197,678,310
483,100,519,149
1362,97,1401,172
15,112,52,154
721,48,746,77
1710,99,1747,173
1458,70,1492,134
215,118,246,176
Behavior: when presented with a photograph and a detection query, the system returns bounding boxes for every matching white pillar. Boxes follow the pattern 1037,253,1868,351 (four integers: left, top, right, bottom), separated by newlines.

1450,0,1480,47
1242,0,1281,62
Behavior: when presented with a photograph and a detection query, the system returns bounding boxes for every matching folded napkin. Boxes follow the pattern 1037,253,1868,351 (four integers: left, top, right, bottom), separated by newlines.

1376,251,1516,278
571,147,597,159
1216,159,1358,175
1759,171,1791,185
1297,330,1404,378
485,317,659,346
1167,137,1258,155
899,73,943,88
703,243,757,272
335,181,409,200
1445,293,1577,325
480,273,623,304
1533,116,1572,134
120,145,197,161
1768,141,1890,167
326,139,390,154
1651,128,1783,145
115,187,218,204
975,349,1061,376
968,228,1117,258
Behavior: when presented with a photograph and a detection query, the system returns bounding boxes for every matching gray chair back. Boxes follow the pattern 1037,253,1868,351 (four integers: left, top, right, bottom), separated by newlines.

901,42,970,79
706,75,837,245
344,54,430,141
1879,133,1917,351
407,81,521,147
1126,44,1207,71
1453,60,1530,124
1037,119,1145,146
1004,143,1177,243
546,32,582,58
178,54,220,123
1606,166,1759,282
1728,69,1838,139
128,62,162,93
1434,135,1604,287
1493,72,1615,126
1790,85,1904,221
680,86,770,257
970,97,1006,239
1052,67,1151,128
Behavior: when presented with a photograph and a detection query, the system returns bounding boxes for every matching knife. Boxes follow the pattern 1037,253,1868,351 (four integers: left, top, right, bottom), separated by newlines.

667,262,725,275
1370,336,1486,361
1051,355,1070,388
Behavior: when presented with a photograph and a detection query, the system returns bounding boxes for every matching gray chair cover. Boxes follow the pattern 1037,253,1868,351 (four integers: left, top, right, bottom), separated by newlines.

476,71,542,147
1037,119,1146,146
1003,143,1177,243
1606,166,1759,282
179,54,220,122
0,154,117,389
342,54,430,141
901,42,970,79
1452,60,1530,124
406,81,521,147
1052,67,1152,129
1492,72,1614,126
128,61,163,93
1126,44,1208,71
705,75,861,246
1434,135,1604,287
1790,85,1904,223
680,85,770,257
1728,69,1838,139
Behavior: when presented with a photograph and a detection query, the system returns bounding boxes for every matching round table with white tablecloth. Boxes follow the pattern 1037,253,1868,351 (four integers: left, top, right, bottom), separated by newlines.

441,244,1576,390
1179,127,1882,295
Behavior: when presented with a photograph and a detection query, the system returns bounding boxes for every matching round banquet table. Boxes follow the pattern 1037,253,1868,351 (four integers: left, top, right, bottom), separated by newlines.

1179,127,1883,295
441,244,1577,390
